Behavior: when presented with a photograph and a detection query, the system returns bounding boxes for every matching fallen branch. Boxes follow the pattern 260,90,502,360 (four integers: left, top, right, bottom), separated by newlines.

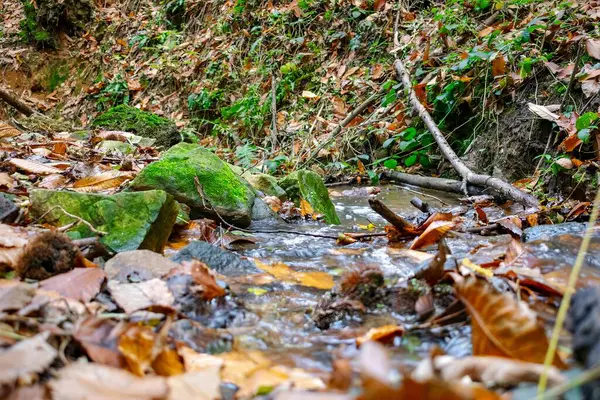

382,169,486,195
392,59,538,207
0,86,36,116
368,198,413,231
270,74,278,152
301,87,385,166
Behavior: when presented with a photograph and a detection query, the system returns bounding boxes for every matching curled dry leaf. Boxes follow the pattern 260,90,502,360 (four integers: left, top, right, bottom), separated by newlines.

413,355,566,387
527,103,559,122
356,325,405,346
455,277,566,368
0,333,57,385
39,267,106,303
410,221,454,250
9,159,63,175
108,278,175,313
72,170,135,193
171,260,226,301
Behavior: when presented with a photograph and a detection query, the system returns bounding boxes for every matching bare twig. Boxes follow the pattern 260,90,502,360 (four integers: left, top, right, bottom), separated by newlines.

35,205,107,236
0,86,36,116
270,74,278,152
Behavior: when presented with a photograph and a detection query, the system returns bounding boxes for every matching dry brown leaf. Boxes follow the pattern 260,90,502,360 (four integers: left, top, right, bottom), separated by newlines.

412,355,565,387
0,280,35,312
0,224,32,268
49,362,169,400
152,348,185,377
474,206,488,224
356,325,404,346
37,174,68,189
410,221,454,250
264,196,282,213
492,55,506,77
0,172,13,188
118,324,158,376
497,216,522,237
479,26,495,37
108,279,175,313
39,268,106,303
455,277,566,368
72,170,135,192
586,38,600,60
9,159,63,175
255,260,334,290
179,260,225,301
0,123,20,139
73,317,126,368
0,333,57,384
167,368,221,399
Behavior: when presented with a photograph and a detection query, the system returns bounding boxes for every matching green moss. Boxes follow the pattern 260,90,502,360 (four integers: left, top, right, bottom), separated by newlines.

91,104,180,148
19,1,54,48
130,143,255,227
242,173,287,200
30,189,178,253
279,170,340,224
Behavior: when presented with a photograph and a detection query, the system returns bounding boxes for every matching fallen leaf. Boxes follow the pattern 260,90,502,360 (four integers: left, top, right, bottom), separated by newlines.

301,90,319,99
167,368,221,399
39,268,106,302
37,174,68,189
9,159,63,175
412,355,565,387
328,359,353,391
152,347,185,377
410,221,454,250
479,26,495,37
0,123,20,139
560,134,582,152
492,55,506,77
72,170,135,192
474,206,488,224
582,79,600,98
586,39,600,60
497,216,522,237
166,261,225,301
460,258,493,277
455,277,566,368
73,317,126,368
555,158,574,169
0,280,35,312
0,333,57,384
255,260,334,290
118,324,158,376
566,202,590,221
374,0,385,11
108,279,175,313
527,103,559,122
356,325,404,346
49,362,169,400
300,198,314,217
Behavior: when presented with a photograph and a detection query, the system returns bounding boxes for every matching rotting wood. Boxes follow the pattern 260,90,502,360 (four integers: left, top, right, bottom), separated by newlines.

0,87,36,117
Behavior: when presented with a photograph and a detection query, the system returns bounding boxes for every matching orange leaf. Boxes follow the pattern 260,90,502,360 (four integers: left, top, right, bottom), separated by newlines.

492,55,506,77
118,325,157,376
182,261,226,301
152,348,185,377
474,206,488,224
455,277,567,368
414,83,427,106
374,0,386,11
356,325,404,346
410,221,454,250
479,26,495,37
560,134,582,152
300,198,314,217
357,159,366,174
526,213,538,227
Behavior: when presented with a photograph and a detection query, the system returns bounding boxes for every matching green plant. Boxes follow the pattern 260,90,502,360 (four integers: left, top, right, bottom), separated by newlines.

235,142,258,168
94,74,130,109
265,155,288,173
188,89,221,114
19,1,53,47
576,112,599,143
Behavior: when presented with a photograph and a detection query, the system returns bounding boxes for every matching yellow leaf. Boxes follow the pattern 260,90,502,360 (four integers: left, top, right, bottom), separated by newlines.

357,159,366,174
72,170,135,192
300,198,314,217
255,260,334,290
356,325,404,346
461,258,493,277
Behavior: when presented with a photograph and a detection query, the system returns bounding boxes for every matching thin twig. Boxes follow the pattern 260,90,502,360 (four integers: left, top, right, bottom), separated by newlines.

34,205,107,236
538,173,600,395
394,185,450,206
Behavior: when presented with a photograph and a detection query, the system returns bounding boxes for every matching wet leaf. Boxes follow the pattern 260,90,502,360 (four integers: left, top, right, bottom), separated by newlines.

9,159,63,175
474,206,488,224
38,174,68,189
108,278,175,313
460,258,493,277
356,325,404,346
118,324,158,376
248,287,268,296
39,267,105,302
255,260,334,290
328,359,353,391
504,239,526,265
171,260,226,301
0,333,57,384
413,239,447,285
497,216,522,237
455,277,566,368
49,362,169,400
410,221,454,250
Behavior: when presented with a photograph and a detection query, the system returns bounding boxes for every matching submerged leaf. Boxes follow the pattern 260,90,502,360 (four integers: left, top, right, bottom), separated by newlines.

255,260,334,290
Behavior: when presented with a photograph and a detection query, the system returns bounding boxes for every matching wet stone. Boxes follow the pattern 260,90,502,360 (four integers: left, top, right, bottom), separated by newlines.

171,241,260,276
522,222,594,242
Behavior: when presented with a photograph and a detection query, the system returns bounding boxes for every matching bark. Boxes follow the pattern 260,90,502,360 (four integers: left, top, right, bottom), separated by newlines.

382,170,486,195
368,198,413,231
0,87,35,116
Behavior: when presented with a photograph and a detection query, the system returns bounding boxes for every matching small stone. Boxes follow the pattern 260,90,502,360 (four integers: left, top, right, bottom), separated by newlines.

104,250,181,283
0,194,19,223
171,241,259,276
279,170,340,224
29,189,178,253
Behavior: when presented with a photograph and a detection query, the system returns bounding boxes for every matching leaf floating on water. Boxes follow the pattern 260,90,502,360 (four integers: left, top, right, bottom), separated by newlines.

410,221,454,250
9,158,63,175
455,277,567,368
248,287,268,296
255,260,334,290
356,325,404,346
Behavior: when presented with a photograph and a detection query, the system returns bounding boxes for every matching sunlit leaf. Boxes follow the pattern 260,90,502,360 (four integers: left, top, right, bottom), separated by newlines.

9,159,63,175
410,221,454,250
255,260,334,290
118,325,157,376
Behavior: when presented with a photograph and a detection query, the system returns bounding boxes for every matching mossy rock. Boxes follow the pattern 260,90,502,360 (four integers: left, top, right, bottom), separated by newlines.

30,189,178,253
243,173,287,200
129,143,256,228
91,105,180,148
279,170,340,225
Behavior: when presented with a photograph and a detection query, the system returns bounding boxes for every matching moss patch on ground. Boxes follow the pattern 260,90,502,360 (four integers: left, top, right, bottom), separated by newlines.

91,104,180,148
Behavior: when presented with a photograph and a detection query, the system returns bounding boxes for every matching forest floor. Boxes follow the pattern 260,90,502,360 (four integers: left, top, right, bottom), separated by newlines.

1,0,600,399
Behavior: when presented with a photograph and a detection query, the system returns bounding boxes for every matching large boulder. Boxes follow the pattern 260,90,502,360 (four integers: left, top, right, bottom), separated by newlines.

91,105,180,148
279,170,340,224
29,189,178,253
129,143,256,228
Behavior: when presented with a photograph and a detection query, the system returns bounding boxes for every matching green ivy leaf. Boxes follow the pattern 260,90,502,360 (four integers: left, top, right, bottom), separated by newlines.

405,154,418,167
384,159,398,169
402,127,417,140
